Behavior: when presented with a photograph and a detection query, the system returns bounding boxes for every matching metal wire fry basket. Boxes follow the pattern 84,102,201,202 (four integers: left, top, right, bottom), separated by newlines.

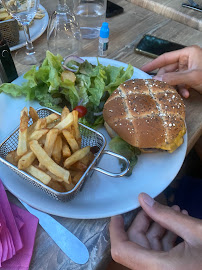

0,19,19,47
0,108,129,202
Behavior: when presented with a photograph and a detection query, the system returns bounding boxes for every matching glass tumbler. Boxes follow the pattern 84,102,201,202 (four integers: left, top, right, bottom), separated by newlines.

47,0,82,58
73,0,107,39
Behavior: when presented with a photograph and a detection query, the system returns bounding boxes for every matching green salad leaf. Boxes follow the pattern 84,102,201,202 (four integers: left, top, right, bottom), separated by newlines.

109,136,141,176
0,51,134,128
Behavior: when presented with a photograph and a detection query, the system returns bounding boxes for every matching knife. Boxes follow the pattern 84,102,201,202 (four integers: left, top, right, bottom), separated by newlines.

182,3,202,12
20,200,89,265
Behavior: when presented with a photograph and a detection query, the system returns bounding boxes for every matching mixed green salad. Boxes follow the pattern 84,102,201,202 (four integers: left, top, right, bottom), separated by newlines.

0,51,140,174
0,51,133,128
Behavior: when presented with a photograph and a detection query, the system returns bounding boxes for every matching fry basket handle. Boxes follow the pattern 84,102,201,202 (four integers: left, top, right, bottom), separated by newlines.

92,150,130,177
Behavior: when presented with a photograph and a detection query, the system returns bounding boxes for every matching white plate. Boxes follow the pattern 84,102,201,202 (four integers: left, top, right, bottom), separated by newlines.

10,5,49,52
0,57,187,219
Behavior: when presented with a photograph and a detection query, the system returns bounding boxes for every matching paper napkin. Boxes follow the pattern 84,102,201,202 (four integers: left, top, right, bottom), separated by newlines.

0,180,38,269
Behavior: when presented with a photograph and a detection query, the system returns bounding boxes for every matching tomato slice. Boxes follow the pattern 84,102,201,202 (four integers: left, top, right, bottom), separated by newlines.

73,106,87,118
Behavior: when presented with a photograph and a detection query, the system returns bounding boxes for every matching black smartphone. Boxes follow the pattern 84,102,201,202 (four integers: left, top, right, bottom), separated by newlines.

135,35,186,58
106,1,124,18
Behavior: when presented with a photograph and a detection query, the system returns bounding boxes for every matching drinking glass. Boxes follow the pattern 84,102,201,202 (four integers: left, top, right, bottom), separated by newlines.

2,0,40,65
73,0,107,39
47,0,82,58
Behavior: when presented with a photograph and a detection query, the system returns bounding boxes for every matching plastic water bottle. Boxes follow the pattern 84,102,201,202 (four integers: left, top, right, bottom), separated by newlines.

98,22,109,57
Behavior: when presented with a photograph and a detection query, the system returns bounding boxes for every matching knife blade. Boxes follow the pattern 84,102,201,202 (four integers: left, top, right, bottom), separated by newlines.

182,3,202,12
20,200,89,265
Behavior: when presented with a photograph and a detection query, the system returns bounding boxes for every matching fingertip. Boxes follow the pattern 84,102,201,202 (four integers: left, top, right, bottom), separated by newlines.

138,192,145,203
140,64,148,72
179,89,190,98
182,209,189,215
153,75,163,81
171,205,180,212
138,193,155,207
184,91,190,98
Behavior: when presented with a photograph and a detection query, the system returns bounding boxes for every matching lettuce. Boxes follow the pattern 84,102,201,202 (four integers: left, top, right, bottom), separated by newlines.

0,51,134,127
109,136,141,176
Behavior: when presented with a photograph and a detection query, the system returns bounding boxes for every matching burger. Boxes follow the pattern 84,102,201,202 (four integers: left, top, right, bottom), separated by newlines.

103,79,186,153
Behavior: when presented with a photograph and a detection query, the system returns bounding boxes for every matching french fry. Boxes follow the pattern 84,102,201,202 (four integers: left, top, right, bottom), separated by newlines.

54,112,73,130
80,151,94,166
68,170,80,177
72,110,81,144
69,161,87,172
52,135,62,164
28,129,49,141
18,151,36,170
0,8,7,13
62,142,71,158
45,113,60,124
27,122,37,136
3,15,12,20
6,106,94,194
25,165,51,185
17,109,29,156
44,129,59,157
35,118,47,130
64,146,90,169
72,171,84,185
47,119,60,129
62,130,79,153
38,135,46,145
29,140,70,183
45,170,63,182
38,128,59,170
63,181,75,192
0,12,9,20
61,106,70,121
21,107,28,116
34,13,45,19
29,107,39,122
6,150,18,166
48,180,67,192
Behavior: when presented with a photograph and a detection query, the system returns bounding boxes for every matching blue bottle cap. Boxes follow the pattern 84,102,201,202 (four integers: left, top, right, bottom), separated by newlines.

100,22,109,38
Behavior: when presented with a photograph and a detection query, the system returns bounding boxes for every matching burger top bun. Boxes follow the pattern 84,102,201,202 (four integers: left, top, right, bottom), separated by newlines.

103,79,186,153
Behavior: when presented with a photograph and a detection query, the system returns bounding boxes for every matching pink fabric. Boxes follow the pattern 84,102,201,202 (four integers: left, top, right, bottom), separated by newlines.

0,180,38,270
0,182,23,253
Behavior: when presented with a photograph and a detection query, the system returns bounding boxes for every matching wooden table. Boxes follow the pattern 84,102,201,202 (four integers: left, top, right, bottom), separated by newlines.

6,0,202,269
129,0,202,31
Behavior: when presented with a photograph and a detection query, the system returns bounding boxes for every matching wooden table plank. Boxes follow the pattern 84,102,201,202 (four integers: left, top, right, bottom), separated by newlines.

128,0,202,31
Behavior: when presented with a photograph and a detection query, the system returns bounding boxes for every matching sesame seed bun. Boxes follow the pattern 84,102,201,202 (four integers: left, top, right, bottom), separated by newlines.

103,79,186,153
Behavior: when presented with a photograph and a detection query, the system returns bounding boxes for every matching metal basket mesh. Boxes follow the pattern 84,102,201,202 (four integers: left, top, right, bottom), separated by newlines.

0,19,19,47
0,108,106,201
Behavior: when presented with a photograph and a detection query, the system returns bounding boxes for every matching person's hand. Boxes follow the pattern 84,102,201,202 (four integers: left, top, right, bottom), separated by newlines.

141,45,202,98
109,193,202,270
